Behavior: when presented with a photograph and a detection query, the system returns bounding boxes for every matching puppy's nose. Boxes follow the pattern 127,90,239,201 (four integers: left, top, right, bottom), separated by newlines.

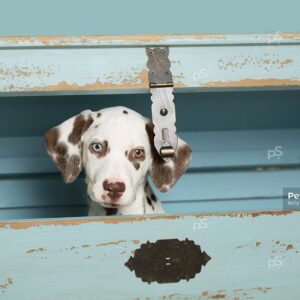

103,180,126,201
103,180,126,193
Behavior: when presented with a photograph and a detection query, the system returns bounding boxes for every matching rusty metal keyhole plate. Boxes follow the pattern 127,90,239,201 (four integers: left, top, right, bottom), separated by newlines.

125,238,211,284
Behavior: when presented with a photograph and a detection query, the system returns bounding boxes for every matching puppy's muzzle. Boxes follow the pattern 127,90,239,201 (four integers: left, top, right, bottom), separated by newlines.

103,180,126,202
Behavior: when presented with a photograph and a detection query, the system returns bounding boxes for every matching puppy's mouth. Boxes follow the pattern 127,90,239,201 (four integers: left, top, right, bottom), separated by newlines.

100,202,121,208
98,194,135,208
107,192,123,201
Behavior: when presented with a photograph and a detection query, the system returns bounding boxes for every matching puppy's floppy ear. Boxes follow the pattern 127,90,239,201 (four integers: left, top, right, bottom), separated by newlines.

146,122,192,192
44,110,94,183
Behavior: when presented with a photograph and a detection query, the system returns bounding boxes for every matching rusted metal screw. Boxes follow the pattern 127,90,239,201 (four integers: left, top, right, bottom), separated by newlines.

160,108,168,116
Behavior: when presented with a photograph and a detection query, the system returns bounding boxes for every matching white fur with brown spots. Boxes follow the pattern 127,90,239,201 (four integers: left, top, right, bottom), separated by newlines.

44,106,192,216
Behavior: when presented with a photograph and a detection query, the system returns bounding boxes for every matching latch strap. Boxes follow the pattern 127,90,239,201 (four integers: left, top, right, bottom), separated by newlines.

146,47,178,162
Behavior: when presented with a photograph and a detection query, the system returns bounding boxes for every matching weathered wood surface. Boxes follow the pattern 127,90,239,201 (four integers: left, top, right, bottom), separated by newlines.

0,33,300,95
1,33,300,47
0,211,299,299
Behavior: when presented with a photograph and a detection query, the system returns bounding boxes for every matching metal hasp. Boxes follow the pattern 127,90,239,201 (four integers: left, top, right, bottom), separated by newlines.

125,238,211,284
146,47,178,162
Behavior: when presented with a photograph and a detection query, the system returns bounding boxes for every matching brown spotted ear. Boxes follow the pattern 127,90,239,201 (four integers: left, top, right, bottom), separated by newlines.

44,110,94,183
146,122,192,192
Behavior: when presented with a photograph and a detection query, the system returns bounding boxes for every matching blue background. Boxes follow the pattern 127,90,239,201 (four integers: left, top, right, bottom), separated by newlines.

0,0,299,36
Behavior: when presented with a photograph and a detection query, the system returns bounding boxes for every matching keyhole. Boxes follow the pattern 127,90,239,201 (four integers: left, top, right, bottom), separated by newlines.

165,257,171,266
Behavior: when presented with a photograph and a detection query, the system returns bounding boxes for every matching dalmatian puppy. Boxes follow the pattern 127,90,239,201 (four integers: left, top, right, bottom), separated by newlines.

44,106,192,216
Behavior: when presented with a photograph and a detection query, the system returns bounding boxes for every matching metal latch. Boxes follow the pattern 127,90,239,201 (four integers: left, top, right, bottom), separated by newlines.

146,47,178,162
125,238,211,284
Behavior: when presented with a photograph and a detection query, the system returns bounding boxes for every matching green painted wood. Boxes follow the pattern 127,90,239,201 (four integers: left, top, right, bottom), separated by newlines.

1,34,300,95
0,212,299,299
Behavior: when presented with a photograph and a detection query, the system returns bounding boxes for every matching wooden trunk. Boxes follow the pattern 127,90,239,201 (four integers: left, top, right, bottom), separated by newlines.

0,33,299,299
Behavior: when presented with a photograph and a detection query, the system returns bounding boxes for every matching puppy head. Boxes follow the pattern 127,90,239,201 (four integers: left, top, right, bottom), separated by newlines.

44,106,192,208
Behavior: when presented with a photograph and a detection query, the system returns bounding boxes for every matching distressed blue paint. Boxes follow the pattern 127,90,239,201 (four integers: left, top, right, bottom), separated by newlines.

0,34,300,95
1,34,300,48
0,33,299,300
0,212,299,299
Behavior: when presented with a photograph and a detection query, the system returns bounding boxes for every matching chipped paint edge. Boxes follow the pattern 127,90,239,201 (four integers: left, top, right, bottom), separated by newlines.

1,33,300,48
3,78,300,95
202,78,300,88
0,210,297,230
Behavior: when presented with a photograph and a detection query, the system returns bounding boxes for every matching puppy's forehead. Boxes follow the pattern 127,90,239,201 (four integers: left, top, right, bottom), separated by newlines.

101,107,144,122
87,107,149,145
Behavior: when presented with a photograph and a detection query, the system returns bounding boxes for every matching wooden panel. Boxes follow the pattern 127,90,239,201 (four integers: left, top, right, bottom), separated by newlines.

0,128,299,219
0,198,285,220
163,198,285,214
0,169,298,209
1,33,300,47
1,129,299,176
0,211,299,299
0,34,300,95
1,91,300,137
0,206,87,220
0,177,87,208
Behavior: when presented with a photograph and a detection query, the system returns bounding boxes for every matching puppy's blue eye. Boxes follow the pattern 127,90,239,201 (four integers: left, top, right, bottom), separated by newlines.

91,143,103,153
